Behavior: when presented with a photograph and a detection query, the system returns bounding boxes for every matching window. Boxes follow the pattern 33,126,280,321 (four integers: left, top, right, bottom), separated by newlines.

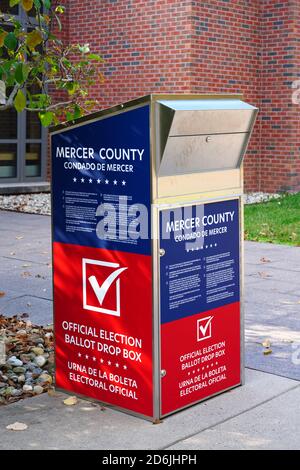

1,1,18,15
0,5,47,183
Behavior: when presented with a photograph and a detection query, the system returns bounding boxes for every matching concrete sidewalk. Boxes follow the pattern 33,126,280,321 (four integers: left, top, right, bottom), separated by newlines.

0,210,299,450
0,369,299,450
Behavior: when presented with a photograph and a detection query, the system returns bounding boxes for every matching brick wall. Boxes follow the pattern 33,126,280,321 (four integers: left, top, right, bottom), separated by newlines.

189,1,261,192
56,0,300,193
68,0,193,104
260,0,300,192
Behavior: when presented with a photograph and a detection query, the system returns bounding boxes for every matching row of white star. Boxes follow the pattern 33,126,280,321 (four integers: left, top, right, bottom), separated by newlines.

186,243,217,252
77,352,127,369
73,177,126,186
187,362,219,376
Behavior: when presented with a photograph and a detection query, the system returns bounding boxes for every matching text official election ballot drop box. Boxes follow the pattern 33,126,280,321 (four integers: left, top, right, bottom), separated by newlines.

50,94,258,421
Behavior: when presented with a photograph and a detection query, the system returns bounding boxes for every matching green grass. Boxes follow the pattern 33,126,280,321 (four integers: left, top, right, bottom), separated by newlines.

244,193,300,246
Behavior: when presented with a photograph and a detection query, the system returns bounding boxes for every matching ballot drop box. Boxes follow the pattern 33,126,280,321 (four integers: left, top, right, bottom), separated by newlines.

50,94,258,421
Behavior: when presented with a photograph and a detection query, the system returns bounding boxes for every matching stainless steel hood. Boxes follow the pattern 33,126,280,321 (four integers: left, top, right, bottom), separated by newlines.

156,99,258,177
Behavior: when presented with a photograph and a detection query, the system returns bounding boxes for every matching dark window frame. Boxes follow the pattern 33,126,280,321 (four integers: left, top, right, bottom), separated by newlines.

0,5,48,184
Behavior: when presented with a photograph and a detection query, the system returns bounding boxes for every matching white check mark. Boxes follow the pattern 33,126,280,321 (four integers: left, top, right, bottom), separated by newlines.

199,317,213,337
88,267,127,305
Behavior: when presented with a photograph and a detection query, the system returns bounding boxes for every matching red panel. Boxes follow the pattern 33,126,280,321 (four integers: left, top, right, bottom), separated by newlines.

161,302,241,416
53,242,153,418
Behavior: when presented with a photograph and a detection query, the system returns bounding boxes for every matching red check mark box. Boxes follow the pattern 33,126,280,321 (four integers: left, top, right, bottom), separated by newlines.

197,315,213,342
82,258,127,316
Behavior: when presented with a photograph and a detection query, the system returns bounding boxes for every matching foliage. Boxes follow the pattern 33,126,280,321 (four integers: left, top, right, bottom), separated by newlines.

244,193,300,246
0,1,103,126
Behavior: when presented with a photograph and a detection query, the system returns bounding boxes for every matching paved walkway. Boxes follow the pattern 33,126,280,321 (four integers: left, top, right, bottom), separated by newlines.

0,210,299,449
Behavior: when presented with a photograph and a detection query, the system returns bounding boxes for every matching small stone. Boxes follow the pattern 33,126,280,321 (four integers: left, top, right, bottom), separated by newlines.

20,354,32,363
16,329,27,336
37,373,52,385
11,388,22,397
6,422,28,431
31,347,44,356
44,324,53,332
13,366,26,374
2,386,15,397
47,352,54,364
22,384,33,392
32,367,42,377
46,364,55,375
18,374,25,384
7,356,23,367
33,385,43,395
35,356,46,367
32,337,44,345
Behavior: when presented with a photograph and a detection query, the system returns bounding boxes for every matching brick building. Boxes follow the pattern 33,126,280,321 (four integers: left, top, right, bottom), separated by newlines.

1,0,299,193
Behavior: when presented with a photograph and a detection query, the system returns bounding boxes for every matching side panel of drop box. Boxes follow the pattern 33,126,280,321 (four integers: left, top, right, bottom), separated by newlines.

51,104,154,419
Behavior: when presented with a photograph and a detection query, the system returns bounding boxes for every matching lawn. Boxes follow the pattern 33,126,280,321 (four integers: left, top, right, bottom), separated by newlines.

244,193,300,246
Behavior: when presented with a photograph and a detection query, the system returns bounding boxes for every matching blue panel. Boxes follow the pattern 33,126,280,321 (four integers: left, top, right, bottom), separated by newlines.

51,105,151,255
160,199,240,324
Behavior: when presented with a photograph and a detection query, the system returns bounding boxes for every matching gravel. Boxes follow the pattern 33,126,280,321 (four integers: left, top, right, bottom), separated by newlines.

0,193,51,215
244,192,281,205
0,191,282,216
0,315,54,406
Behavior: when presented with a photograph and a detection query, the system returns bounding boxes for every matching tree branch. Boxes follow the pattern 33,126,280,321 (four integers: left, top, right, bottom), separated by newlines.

0,84,20,111
25,100,75,112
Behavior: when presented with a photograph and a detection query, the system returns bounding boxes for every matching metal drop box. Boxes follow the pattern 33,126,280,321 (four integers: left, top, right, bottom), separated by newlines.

50,94,258,421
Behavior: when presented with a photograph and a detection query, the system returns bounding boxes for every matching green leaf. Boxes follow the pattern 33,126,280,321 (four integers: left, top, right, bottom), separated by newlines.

26,30,43,50
4,32,17,51
66,111,73,122
14,89,26,112
14,63,29,84
39,111,53,127
15,63,24,84
73,104,81,119
9,0,21,7
87,54,103,62
66,81,78,95
42,0,51,9
55,5,65,14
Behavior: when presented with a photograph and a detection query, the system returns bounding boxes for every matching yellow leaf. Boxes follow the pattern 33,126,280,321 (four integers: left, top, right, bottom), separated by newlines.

262,339,271,348
99,72,105,84
26,30,43,51
14,89,26,112
263,349,272,355
22,0,34,12
0,31,8,48
63,396,78,406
